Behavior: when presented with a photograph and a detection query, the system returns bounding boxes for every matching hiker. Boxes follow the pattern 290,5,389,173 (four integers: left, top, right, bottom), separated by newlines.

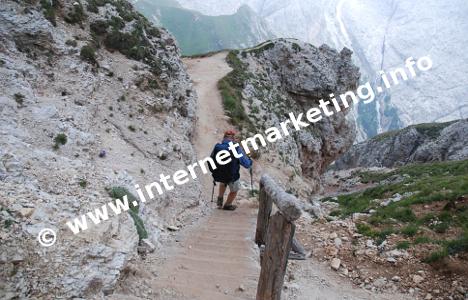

210,130,252,211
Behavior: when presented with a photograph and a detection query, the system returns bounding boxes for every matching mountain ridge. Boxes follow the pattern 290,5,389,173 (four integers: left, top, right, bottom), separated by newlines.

133,0,275,56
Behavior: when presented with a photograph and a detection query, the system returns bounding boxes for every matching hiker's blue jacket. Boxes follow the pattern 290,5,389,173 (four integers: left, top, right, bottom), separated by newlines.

211,139,252,183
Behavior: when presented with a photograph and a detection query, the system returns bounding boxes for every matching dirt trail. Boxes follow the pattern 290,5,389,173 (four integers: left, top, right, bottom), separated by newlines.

146,52,260,299
184,52,235,198
110,52,407,300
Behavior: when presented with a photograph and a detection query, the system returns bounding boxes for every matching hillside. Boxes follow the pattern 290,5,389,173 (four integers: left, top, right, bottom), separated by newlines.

309,159,468,298
133,0,274,56
0,0,202,297
334,119,468,170
217,39,360,194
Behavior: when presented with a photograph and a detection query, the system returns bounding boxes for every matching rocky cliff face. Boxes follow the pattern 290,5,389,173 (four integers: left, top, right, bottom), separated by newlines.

0,0,201,298
334,119,468,170
222,39,360,194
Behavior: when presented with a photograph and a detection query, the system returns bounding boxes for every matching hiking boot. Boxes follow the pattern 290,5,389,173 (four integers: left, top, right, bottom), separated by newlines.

223,204,237,211
289,251,306,260
217,197,223,208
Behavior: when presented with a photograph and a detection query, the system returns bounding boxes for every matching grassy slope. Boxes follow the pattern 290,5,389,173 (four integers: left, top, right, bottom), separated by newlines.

217,51,253,132
370,119,458,142
325,160,468,262
134,0,274,56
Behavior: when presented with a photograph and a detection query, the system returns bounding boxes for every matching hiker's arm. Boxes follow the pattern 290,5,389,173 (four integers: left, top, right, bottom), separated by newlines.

238,148,253,169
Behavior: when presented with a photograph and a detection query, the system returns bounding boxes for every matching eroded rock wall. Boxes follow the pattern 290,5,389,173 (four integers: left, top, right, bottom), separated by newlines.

0,0,201,297
229,39,360,194
334,119,468,169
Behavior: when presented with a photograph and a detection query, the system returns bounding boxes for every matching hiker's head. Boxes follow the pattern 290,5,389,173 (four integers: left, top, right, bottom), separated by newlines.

223,130,237,141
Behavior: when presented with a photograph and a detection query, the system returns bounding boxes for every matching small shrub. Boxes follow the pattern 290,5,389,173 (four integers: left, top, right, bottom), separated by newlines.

414,236,432,244
40,0,60,26
65,39,78,47
432,221,450,233
86,0,101,13
107,186,148,240
424,249,448,263
401,224,419,237
292,43,302,52
424,233,468,263
108,16,125,30
80,45,96,64
446,233,468,255
64,1,86,24
376,227,396,244
396,241,410,250
249,189,259,197
14,93,25,106
90,20,109,36
107,186,137,212
53,133,67,149
78,179,87,188
128,125,136,132
356,223,376,237
128,210,148,240
4,219,13,229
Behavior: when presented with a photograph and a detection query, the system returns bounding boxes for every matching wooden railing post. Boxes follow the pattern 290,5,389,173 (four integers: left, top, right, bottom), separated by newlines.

255,175,303,300
256,212,295,300
255,180,273,246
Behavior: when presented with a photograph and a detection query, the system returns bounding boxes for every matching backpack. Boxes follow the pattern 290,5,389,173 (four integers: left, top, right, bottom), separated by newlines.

209,144,239,184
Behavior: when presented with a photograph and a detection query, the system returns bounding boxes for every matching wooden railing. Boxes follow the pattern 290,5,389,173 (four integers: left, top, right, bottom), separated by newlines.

255,175,303,300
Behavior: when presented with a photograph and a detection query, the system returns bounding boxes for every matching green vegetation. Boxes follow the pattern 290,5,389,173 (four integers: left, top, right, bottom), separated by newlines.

401,224,418,237
134,0,274,56
14,93,25,106
4,219,13,229
356,223,396,245
424,232,468,263
328,160,468,262
371,120,457,142
53,133,68,150
414,236,432,244
1,207,14,229
64,1,86,24
292,43,302,52
65,39,78,47
80,45,96,64
40,0,60,26
83,1,166,77
246,41,275,57
107,187,148,240
78,179,88,188
86,0,140,21
217,51,255,132
396,241,411,250
249,189,259,197
128,125,136,132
